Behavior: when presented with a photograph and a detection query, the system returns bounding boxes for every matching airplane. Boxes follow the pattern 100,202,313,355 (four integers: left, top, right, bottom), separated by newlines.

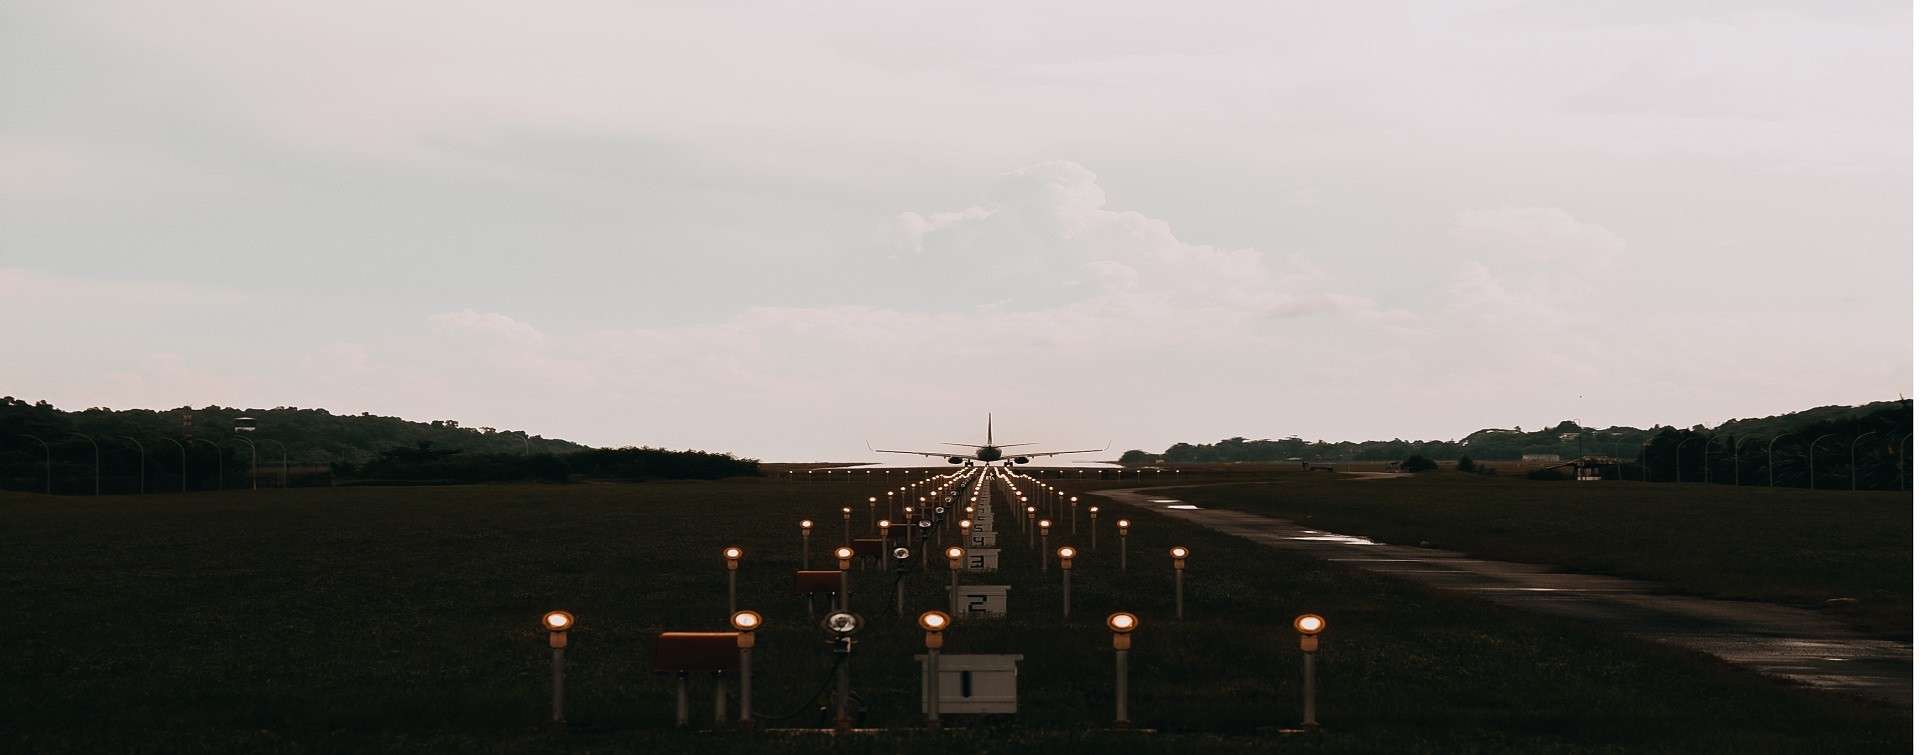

870,414,1106,465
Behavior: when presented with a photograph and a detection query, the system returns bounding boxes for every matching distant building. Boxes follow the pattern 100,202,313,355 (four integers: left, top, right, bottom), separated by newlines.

1522,453,1561,462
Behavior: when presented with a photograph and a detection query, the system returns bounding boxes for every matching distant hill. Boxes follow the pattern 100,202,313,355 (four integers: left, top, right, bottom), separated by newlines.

0,398,757,493
1123,400,1912,488
0,398,584,464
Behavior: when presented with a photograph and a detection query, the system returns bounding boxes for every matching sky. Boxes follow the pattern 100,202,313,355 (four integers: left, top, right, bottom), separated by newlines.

0,1,1910,460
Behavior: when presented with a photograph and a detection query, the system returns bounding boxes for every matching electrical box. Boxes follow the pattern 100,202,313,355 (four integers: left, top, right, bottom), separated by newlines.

948,584,1010,617
916,654,1024,714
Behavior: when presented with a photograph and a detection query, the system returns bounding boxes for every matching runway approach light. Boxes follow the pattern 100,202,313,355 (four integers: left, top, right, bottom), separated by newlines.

543,610,575,641
835,546,855,570
731,610,763,649
1058,546,1077,568
1106,611,1138,636
945,546,965,565
1170,546,1189,568
918,609,952,635
801,519,814,530
1294,613,1326,727
724,546,744,570
542,610,576,723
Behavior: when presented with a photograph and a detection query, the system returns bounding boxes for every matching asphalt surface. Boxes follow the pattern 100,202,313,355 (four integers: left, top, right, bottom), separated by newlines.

1094,483,1913,706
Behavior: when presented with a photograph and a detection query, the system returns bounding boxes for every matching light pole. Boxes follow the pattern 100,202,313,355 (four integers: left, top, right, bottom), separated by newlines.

1107,612,1138,728
731,610,761,728
1058,546,1076,620
1700,434,1714,484
723,546,743,615
1848,433,1878,491
1294,614,1327,728
258,438,289,488
67,433,99,495
228,436,258,491
19,434,50,494
542,610,575,723
1170,546,1189,620
1807,434,1836,490
1902,433,1914,491
1735,436,1759,487
945,546,965,615
919,610,951,730
118,436,147,494
157,437,186,492
1038,520,1051,572
187,438,222,490
1766,434,1790,488
1674,436,1697,484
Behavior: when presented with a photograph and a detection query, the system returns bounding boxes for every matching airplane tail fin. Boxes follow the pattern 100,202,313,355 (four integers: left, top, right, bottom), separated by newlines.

988,413,994,446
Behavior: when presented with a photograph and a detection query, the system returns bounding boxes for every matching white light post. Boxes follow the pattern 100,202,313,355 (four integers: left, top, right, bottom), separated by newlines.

1295,614,1326,728
919,610,951,730
1108,612,1138,727
834,546,854,610
1170,546,1189,620
1058,546,1076,619
542,610,575,723
945,546,965,615
731,610,761,728
723,546,743,615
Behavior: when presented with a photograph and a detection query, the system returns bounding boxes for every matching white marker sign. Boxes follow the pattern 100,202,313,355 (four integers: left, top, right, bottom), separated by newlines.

963,548,1000,573
948,584,1011,616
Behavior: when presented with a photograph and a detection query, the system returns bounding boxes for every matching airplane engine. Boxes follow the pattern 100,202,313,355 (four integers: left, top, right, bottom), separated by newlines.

1013,456,1030,464
948,456,966,464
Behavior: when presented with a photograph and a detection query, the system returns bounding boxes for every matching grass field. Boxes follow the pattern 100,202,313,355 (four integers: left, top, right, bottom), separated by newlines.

0,474,1908,753
1164,471,1913,636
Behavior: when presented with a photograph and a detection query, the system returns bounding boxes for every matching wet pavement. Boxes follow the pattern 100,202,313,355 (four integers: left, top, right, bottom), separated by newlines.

1095,484,1913,706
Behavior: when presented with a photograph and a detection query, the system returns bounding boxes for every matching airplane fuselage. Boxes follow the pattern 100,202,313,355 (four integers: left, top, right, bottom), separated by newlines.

975,445,1003,462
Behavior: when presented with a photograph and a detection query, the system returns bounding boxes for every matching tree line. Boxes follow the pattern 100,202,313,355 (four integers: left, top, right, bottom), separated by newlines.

0,398,757,494
1121,400,1912,490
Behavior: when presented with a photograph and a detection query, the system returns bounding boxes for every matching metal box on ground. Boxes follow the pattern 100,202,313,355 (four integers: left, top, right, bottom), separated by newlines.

915,654,1025,714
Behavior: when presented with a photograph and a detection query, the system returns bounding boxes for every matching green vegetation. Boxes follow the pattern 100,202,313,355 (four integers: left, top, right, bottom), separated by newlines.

1170,473,1913,636
0,399,757,491
1128,401,1912,490
0,477,1905,752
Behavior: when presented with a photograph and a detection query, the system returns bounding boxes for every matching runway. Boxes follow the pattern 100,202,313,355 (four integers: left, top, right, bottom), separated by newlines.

1093,483,1913,706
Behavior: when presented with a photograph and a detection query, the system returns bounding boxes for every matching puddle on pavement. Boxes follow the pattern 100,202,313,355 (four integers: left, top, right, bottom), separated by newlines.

1289,534,1382,545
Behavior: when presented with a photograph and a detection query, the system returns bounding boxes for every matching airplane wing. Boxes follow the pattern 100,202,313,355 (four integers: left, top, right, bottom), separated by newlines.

1012,445,1108,458
872,448,965,458
869,442,965,458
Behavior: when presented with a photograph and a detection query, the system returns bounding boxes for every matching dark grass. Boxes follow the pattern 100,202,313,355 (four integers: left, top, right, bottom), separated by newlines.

0,475,1907,753
1162,472,1913,636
